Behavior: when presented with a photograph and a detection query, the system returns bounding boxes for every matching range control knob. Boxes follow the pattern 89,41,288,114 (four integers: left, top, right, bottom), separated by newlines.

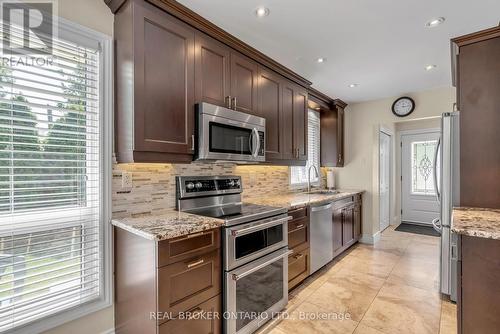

195,182,203,189
235,179,241,187
229,180,235,187
186,182,195,190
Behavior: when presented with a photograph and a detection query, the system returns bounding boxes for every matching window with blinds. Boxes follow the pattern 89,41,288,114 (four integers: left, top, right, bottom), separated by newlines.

290,110,321,185
0,19,103,331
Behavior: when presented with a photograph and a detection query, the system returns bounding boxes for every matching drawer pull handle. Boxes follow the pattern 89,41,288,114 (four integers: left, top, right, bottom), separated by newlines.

187,259,205,268
189,307,203,318
294,253,304,260
295,224,304,229
187,231,206,239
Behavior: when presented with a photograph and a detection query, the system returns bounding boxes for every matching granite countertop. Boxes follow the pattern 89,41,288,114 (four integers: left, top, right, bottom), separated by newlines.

246,189,364,210
111,210,224,241
452,207,500,240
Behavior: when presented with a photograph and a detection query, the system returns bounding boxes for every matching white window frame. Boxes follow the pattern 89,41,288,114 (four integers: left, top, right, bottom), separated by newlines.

6,16,113,334
289,109,321,189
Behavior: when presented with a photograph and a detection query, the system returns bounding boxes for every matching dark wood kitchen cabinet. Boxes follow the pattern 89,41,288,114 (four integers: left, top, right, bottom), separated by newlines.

281,80,308,164
452,26,500,209
287,207,310,290
332,194,362,258
320,99,347,167
194,32,231,108
114,0,195,163
457,235,500,334
257,67,283,160
114,227,222,334
230,52,259,114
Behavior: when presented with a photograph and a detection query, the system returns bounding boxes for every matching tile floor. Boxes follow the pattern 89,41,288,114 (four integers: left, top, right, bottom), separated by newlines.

258,226,457,334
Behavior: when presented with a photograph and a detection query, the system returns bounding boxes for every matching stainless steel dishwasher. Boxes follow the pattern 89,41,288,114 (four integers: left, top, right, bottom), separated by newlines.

309,202,334,274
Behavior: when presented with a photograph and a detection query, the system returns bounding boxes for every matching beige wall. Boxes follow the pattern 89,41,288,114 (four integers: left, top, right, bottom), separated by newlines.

333,87,455,241
42,1,114,334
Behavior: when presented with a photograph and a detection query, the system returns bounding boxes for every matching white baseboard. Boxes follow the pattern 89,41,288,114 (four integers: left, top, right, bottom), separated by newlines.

101,329,115,334
359,231,381,244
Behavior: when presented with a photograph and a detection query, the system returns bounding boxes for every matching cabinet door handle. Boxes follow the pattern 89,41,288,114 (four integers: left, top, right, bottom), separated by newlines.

187,258,205,269
191,134,195,151
232,97,237,110
226,96,231,108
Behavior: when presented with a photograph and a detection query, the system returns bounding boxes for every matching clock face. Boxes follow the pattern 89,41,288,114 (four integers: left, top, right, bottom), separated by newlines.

392,97,415,117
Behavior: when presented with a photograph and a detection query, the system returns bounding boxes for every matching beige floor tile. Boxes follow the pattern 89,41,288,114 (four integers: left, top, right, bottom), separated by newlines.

440,300,458,334
360,282,441,334
336,254,398,279
305,270,383,321
386,257,439,291
353,323,387,334
402,242,440,264
276,301,359,334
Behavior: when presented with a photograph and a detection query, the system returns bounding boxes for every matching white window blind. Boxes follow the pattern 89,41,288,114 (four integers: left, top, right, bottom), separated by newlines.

290,110,320,185
0,21,102,332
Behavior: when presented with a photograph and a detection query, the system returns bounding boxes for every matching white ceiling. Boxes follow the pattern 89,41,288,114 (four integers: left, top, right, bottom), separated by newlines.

177,0,500,103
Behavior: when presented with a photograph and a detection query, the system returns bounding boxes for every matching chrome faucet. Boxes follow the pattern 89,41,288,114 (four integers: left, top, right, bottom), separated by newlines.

307,165,319,193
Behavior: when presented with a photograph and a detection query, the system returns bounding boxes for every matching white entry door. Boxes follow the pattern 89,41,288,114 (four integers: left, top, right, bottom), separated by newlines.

379,131,391,231
401,131,440,225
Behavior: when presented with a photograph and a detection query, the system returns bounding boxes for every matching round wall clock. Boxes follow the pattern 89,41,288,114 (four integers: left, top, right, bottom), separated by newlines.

392,97,415,117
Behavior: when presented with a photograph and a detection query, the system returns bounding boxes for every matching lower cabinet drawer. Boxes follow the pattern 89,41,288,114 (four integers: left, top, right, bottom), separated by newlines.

288,248,309,291
158,295,221,334
288,218,309,251
158,249,221,323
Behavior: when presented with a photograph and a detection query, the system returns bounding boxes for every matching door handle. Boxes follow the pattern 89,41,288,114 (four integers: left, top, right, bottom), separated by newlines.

231,249,292,281
432,218,442,234
191,134,195,151
230,216,291,237
226,96,232,108
231,97,237,110
433,137,441,203
251,128,260,158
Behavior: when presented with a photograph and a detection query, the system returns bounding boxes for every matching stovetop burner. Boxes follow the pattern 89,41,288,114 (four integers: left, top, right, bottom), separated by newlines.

185,203,285,226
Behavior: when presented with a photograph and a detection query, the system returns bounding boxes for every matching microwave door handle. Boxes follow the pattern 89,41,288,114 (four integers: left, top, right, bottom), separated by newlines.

433,137,441,203
251,128,260,158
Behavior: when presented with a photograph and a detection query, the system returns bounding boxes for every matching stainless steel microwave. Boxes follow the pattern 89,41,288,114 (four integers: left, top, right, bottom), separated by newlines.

194,103,265,162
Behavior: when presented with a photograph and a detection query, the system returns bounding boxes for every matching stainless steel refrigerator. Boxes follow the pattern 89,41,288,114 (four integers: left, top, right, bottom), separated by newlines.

432,111,460,301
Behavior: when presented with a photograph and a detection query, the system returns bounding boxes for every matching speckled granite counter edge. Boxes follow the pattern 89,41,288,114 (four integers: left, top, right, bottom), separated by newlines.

111,211,224,241
451,207,500,240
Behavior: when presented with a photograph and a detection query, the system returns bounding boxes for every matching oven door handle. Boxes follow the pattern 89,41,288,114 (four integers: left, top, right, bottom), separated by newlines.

230,216,292,237
231,248,292,281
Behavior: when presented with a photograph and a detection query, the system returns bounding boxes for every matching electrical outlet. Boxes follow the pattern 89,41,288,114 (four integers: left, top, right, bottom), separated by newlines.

121,171,133,189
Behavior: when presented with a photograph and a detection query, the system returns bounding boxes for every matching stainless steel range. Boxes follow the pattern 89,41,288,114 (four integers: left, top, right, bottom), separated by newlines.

176,176,290,334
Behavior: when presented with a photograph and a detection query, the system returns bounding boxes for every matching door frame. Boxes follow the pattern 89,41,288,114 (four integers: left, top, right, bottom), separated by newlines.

399,128,441,225
378,126,393,232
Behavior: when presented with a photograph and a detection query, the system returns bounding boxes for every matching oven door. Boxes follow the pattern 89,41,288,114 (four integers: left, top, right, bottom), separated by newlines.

197,110,265,162
224,214,289,271
225,247,290,334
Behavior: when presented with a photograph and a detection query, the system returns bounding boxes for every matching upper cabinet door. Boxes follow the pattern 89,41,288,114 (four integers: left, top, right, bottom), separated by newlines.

230,52,259,115
258,67,282,160
133,2,195,155
281,82,295,160
194,32,231,108
294,87,308,161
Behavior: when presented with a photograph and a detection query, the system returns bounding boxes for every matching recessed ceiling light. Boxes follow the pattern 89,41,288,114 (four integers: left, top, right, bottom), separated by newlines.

425,64,437,71
348,83,359,88
426,17,445,27
317,57,326,63
255,7,270,17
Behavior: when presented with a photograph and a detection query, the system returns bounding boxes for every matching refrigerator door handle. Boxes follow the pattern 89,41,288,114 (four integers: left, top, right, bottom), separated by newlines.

433,137,441,203
432,218,442,234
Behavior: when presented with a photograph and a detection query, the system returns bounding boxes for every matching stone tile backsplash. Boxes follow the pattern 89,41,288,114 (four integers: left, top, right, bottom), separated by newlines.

112,162,326,219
